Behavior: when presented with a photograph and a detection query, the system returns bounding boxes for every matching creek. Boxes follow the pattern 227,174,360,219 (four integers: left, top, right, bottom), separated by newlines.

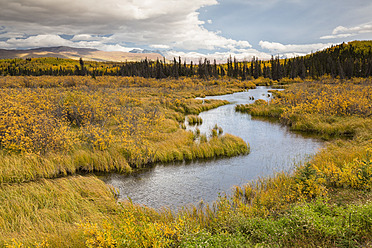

100,87,323,210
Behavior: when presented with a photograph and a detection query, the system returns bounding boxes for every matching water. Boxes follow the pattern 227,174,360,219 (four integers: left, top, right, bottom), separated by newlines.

100,87,323,210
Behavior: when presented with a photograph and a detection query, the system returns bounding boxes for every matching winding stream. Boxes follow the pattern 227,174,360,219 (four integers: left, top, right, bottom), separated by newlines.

100,87,323,210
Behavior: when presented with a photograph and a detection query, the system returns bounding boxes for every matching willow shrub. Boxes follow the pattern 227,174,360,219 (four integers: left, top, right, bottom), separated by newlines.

0,89,73,154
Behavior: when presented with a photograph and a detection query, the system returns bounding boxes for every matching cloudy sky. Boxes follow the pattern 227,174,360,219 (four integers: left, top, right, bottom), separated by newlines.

1,0,372,61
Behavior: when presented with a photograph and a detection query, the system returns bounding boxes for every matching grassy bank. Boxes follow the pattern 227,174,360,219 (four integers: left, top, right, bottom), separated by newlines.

230,79,372,246
0,176,119,247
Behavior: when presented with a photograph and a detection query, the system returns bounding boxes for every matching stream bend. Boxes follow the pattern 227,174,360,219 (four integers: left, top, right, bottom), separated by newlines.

100,87,323,210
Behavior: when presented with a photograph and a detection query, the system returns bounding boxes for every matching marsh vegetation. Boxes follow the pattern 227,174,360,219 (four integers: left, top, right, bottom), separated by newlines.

0,72,371,247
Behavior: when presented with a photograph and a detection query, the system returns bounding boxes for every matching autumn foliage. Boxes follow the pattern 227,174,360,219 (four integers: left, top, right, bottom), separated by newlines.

0,76,250,183
1,75,371,247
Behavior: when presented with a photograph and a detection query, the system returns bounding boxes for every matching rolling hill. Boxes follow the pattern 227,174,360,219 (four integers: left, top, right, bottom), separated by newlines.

0,46,164,62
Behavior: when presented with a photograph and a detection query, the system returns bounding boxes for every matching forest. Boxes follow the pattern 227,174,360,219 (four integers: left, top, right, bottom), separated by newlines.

1,41,372,80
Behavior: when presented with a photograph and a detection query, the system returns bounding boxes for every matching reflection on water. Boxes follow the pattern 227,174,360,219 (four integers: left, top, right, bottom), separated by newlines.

100,87,323,210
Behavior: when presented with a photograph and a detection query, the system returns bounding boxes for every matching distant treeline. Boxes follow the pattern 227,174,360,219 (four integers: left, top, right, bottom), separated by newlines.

1,41,372,79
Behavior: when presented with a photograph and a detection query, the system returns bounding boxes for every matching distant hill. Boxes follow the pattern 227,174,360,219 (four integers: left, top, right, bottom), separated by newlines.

0,46,164,62
299,40,372,78
304,40,372,60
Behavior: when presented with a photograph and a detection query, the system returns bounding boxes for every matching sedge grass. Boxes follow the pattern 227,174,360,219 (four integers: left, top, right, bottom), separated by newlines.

152,130,249,163
0,148,132,184
187,115,203,125
0,176,119,247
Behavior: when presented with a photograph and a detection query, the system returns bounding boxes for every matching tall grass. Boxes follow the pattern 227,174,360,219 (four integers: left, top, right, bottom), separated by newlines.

0,176,119,247
0,130,248,184
0,148,132,184
152,130,249,163
3,173,371,247
76,182,371,247
187,115,203,125
236,99,284,118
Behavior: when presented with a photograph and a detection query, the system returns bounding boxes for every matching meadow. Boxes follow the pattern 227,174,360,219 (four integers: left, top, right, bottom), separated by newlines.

1,75,371,247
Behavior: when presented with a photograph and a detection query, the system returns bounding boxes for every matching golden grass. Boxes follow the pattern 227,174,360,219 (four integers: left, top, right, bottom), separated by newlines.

0,75,253,246
187,115,203,125
236,99,284,118
152,130,249,163
0,176,119,247
0,148,132,184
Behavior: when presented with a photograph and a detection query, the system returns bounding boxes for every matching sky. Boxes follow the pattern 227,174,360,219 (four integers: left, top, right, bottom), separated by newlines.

1,0,372,61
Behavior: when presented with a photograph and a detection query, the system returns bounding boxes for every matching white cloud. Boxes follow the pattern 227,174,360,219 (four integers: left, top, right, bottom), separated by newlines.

71,34,103,41
320,22,372,39
333,23,372,35
2,0,362,62
0,31,25,39
0,34,73,48
0,0,217,25
164,48,271,63
320,34,353,40
150,44,170,49
72,41,139,52
107,11,251,51
0,34,141,52
0,0,252,52
259,40,334,54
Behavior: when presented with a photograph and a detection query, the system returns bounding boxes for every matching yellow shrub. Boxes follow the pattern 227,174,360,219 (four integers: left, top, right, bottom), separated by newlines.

0,89,73,153
313,144,372,190
79,222,117,248
80,124,114,151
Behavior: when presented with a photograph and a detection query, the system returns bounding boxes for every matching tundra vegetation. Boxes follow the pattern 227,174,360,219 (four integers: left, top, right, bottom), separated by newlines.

0,76,251,184
0,48,372,246
0,75,252,247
